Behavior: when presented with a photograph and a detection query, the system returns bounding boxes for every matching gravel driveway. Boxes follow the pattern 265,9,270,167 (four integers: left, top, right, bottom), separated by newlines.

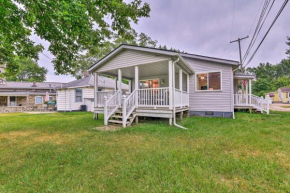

270,103,290,112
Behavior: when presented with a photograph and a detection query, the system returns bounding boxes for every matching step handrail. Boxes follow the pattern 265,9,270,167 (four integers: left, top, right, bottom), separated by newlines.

122,89,138,127
234,93,270,114
104,90,121,125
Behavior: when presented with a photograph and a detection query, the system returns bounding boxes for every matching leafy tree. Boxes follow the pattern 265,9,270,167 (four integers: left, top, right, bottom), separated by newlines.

272,76,290,90
0,0,150,75
4,58,47,82
286,36,290,57
246,59,290,96
252,78,272,97
72,32,158,79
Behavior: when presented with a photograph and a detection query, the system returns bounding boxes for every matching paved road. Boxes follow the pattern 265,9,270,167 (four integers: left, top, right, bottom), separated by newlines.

270,103,290,112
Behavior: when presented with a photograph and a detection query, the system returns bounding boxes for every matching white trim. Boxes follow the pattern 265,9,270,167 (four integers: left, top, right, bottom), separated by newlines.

35,96,43,104
88,45,238,72
168,60,173,110
195,70,223,92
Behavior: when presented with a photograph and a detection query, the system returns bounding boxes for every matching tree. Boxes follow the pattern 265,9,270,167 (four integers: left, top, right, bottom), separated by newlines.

252,78,272,97
272,76,290,90
5,58,47,82
246,58,290,96
286,36,290,57
72,32,158,79
0,0,150,75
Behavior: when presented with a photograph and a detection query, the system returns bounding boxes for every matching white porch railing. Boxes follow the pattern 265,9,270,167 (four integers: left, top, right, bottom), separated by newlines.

234,94,270,114
122,90,138,127
175,89,189,107
104,91,121,125
96,91,117,107
138,88,170,107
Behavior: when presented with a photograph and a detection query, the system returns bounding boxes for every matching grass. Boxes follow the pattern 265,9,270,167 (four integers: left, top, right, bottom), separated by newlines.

0,111,290,192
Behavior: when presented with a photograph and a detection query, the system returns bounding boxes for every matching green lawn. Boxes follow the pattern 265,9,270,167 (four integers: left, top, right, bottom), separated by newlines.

1,112,290,192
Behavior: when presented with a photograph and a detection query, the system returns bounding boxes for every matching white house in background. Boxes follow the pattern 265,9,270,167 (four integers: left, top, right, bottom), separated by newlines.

56,74,129,112
88,44,271,128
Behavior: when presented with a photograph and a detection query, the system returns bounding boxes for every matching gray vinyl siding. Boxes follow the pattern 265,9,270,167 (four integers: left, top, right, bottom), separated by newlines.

97,50,170,72
184,57,233,112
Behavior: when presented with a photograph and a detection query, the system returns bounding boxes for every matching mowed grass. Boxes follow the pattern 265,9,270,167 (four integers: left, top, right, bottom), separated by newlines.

0,112,290,192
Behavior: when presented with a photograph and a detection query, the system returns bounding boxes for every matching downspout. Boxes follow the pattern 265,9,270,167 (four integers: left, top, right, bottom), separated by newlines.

172,57,187,130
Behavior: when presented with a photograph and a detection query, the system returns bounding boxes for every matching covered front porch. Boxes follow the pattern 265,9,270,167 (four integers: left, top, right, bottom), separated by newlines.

93,59,193,127
0,92,55,113
233,74,270,114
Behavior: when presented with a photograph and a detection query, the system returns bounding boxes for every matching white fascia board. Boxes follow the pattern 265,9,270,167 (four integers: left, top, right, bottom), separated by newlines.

181,53,239,66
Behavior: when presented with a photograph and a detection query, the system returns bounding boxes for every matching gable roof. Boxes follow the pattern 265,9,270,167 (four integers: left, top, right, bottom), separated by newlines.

279,87,290,92
0,81,62,90
89,44,239,72
61,75,129,90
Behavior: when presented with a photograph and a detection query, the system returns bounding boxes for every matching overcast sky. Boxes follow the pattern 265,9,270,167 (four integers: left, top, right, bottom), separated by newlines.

33,0,290,82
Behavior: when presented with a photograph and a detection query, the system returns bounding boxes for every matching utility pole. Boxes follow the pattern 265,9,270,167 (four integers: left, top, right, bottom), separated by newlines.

230,36,249,73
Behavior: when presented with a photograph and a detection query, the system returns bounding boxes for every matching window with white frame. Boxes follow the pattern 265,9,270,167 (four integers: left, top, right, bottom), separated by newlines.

196,71,221,91
35,96,43,104
75,89,83,102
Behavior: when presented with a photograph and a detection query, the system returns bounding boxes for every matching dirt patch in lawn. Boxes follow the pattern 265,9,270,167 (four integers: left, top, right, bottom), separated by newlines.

0,130,37,139
95,125,124,131
33,133,76,145
0,130,88,145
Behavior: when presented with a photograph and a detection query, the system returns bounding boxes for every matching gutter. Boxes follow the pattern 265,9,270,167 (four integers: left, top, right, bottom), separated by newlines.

172,58,187,130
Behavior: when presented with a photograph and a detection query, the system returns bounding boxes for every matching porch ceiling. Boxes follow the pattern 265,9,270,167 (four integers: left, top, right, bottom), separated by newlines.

100,61,184,79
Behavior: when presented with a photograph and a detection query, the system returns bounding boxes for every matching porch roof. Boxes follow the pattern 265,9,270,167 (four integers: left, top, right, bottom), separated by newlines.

0,91,56,96
89,45,239,73
89,44,194,75
233,74,256,80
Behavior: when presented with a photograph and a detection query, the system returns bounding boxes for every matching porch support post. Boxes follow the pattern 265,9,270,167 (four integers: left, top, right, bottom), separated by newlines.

249,79,252,105
118,69,122,103
26,95,29,106
168,60,173,110
135,66,139,107
179,68,183,91
114,77,117,91
187,73,189,93
94,72,98,119
128,80,132,94
246,80,249,104
7,96,10,107
179,68,183,107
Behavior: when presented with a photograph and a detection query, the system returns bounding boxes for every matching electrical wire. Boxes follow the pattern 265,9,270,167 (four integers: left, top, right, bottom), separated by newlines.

242,0,271,63
243,0,276,63
244,0,289,68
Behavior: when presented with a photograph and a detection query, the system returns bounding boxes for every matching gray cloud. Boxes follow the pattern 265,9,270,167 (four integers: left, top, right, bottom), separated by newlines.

34,0,290,82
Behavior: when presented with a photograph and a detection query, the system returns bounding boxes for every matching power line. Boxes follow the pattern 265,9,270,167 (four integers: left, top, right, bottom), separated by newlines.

41,52,52,60
247,0,264,36
244,0,289,68
243,0,276,63
230,0,236,40
220,0,236,57
242,0,271,63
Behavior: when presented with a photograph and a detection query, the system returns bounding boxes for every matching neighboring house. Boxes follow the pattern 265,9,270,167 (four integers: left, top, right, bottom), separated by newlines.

266,87,290,104
56,75,129,112
89,44,270,128
0,81,61,112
